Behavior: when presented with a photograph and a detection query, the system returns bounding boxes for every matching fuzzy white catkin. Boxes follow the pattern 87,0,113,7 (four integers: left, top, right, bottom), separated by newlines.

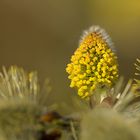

0,99,39,140
80,108,140,140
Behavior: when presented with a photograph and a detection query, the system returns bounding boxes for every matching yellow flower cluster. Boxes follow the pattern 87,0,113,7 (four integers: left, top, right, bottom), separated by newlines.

66,26,118,99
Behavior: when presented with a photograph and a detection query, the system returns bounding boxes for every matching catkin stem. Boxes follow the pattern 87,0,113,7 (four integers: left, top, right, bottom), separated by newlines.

89,96,96,109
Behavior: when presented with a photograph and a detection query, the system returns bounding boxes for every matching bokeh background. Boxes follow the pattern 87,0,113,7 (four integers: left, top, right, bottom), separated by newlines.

0,0,140,110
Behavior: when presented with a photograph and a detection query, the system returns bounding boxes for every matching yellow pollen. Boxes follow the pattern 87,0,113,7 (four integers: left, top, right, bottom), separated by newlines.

66,28,118,99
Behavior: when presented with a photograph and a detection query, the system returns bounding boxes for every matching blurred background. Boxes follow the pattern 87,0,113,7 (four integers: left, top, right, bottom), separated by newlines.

0,0,140,111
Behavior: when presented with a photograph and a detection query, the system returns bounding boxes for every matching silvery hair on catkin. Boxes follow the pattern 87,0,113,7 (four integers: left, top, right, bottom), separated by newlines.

80,25,116,53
